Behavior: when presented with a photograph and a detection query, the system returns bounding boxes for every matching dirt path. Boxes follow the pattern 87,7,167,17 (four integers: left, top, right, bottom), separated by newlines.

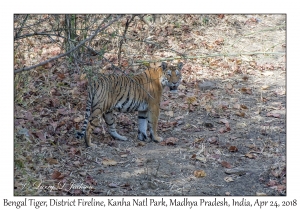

74,64,285,196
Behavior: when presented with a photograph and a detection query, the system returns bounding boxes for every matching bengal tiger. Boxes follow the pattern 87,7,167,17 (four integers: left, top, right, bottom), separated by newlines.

76,62,183,147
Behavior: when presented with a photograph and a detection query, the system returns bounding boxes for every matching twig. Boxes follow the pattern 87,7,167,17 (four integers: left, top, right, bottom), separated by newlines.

144,40,187,58
138,15,153,28
100,30,187,58
15,30,70,39
14,15,124,74
14,14,29,39
118,15,136,66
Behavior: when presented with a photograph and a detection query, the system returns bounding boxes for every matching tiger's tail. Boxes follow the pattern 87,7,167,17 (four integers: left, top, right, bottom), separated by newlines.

76,87,93,139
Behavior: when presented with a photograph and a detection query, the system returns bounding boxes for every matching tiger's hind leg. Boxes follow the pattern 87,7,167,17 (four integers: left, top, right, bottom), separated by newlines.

137,111,150,142
103,111,128,141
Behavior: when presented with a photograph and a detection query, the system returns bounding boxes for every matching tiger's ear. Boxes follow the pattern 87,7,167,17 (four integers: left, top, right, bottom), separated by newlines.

161,62,168,71
177,62,183,71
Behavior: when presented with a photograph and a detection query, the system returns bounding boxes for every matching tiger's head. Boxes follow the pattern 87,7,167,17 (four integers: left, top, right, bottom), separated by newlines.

161,62,183,93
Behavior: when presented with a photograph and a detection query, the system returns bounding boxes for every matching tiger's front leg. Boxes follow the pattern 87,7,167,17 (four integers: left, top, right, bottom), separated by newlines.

138,111,150,142
148,105,163,142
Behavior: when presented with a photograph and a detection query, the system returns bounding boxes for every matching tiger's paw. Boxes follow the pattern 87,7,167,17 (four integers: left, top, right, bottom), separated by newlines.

138,131,151,142
86,143,97,148
109,131,128,141
152,136,163,143
118,136,128,141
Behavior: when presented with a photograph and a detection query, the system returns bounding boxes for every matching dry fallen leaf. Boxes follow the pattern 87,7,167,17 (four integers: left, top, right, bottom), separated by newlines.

261,85,269,90
46,158,58,165
218,14,225,19
266,112,280,118
73,161,81,166
256,192,267,196
79,171,87,177
57,73,66,80
271,169,282,178
186,96,197,104
191,154,206,163
225,167,247,175
160,100,170,110
120,183,132,190
249,61,257,67
267,179,278,187
204,122,214,128
164,110,174,117
262,71,274,76
74,115,84,123
208,137,218,144
69,147,81,156
136,142,146,147
240,87,252,94
178,84,186,90
233,103,241,109
193,170,206,178
195,156,207,163
240,104,248,109
51,170,65,180
160,137,178,146
136,158,145,167
102,158,117,166
225,83,233,89
194,137,204,143
86,175,97,186
80,73,86,81
235,111,245,118
276,185,286,192
34,130,46,141
178,92,186,99
245,153,256,159
214,38,224,45
242,75,249,81
108,182,118,188
219,126,231,133
221,161,232,168
229,146,238,152
175,116,184,121
219,119,229,124
70,87,80,98
224,176,234,182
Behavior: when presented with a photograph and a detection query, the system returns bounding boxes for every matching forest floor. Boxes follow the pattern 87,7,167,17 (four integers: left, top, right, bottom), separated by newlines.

14,14,286,196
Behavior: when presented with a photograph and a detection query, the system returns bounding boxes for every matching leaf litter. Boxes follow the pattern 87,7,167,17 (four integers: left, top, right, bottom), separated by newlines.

14,14,286,196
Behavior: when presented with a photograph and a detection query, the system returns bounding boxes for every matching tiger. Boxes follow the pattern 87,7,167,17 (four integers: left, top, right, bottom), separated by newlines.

76,61,183,147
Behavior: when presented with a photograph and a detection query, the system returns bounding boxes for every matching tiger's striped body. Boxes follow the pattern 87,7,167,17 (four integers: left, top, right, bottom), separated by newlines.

77,62,183,147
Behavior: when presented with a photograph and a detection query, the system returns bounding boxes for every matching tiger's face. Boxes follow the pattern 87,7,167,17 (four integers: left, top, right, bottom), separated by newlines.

161,62,183,93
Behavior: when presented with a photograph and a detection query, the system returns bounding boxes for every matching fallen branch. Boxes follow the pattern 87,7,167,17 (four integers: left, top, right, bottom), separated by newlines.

14,15,124,74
